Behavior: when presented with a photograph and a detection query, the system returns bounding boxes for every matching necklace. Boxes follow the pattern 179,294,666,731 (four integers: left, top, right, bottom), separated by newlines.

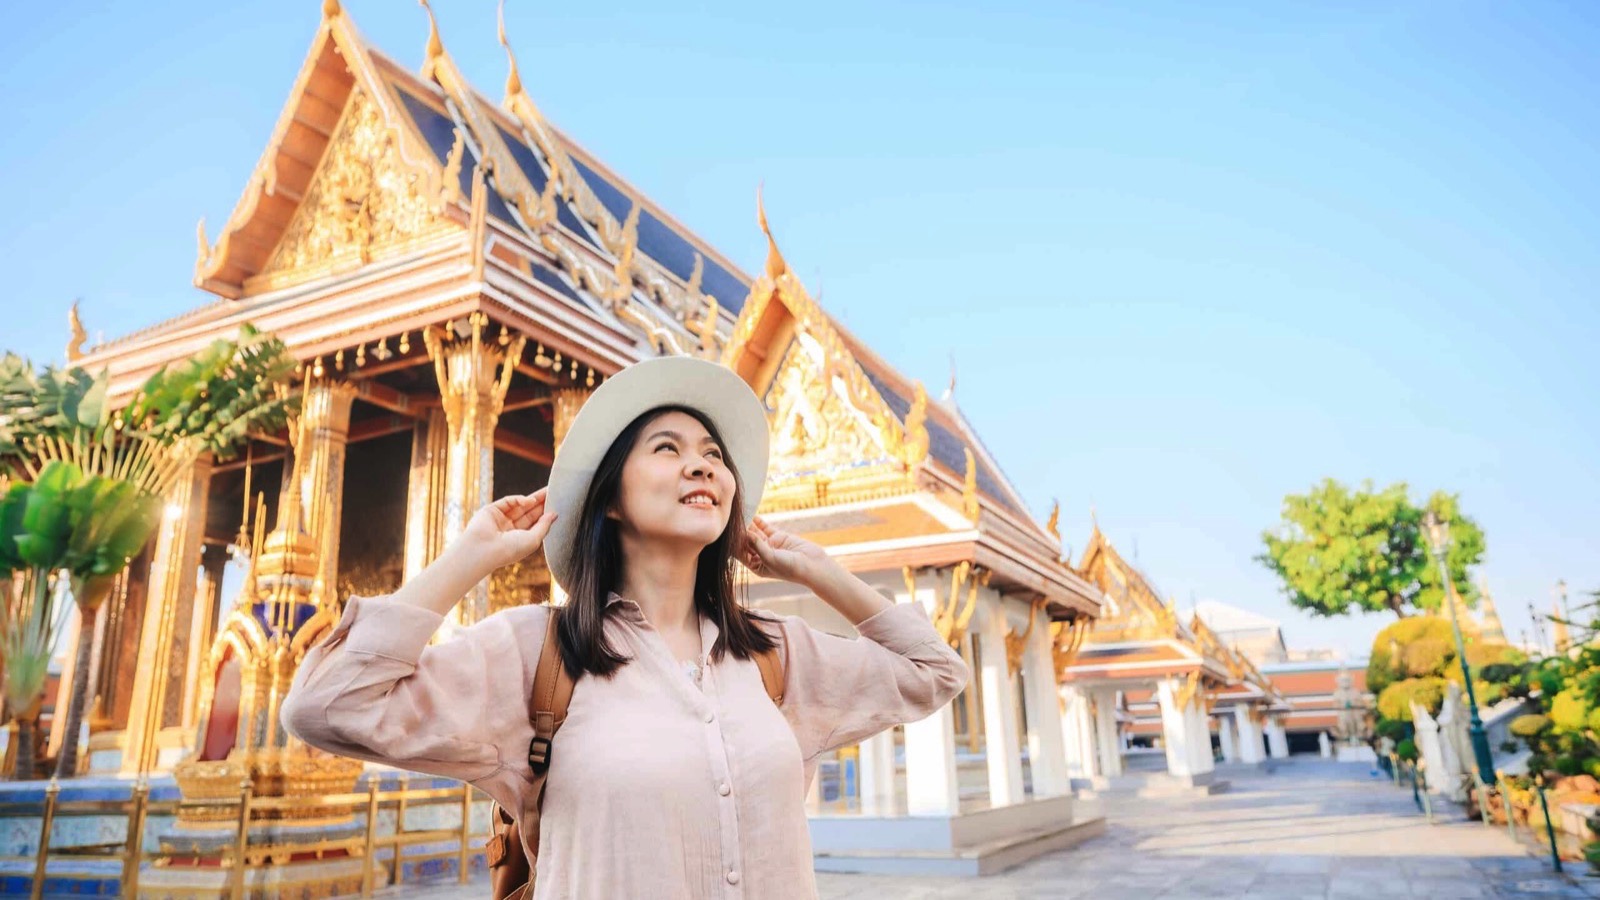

680,655,706,687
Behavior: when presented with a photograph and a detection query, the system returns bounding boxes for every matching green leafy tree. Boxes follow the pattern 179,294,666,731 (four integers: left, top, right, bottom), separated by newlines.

1257,478,1485,618
0,325,294,778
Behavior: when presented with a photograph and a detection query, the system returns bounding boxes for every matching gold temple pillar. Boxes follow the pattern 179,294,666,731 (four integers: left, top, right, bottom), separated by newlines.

122,455,214,775
294,373,357,606
547,386,591,607
404,408,449,582
552,386,591,452
182,544,233,729
425,316,525,627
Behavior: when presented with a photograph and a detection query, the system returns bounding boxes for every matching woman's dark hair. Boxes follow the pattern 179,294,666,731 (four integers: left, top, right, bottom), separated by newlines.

555,404,776,678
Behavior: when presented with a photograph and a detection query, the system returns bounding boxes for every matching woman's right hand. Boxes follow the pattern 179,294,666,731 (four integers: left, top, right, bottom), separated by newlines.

456,488,558,574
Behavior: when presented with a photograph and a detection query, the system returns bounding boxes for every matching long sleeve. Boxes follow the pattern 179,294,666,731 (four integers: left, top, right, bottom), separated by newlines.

774,601,969,761
280,595,549,787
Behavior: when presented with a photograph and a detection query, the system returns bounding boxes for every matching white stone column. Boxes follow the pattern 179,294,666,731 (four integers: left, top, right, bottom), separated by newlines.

1156,678,1195,778
1093,688,1124,778
976,598,1025,807
1187,701,1216,775
1060,686,1099,781
901,584,959,815
1267,716,1290,759
1235,706,1266,764
1021,608,1070,798
1218,712,1239,763
858,729,897,813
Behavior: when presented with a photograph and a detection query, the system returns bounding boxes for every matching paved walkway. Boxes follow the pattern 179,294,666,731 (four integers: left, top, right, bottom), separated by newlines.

386,758,1593,898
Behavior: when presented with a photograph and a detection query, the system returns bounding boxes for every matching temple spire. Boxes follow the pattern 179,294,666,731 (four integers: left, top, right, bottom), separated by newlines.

419,0,445,75
497,0,524,99
757,186,787,280
1477,579,1506,643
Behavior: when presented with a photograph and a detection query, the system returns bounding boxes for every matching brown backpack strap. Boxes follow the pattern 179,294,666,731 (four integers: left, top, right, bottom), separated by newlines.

754,634,787,706
486,607,573,899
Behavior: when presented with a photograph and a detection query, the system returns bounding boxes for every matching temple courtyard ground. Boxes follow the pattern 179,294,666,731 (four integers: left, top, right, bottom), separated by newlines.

391,758,1594,898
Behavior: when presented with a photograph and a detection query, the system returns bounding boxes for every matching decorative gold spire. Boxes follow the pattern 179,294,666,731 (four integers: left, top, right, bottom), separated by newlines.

322,0,341,18
419,0,444,73
1046,499,1061,543
756,186,787,280
497,0,523,99
66,300,87,362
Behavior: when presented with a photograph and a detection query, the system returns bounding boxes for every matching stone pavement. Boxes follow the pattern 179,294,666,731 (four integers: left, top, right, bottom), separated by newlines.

382,758,1594,898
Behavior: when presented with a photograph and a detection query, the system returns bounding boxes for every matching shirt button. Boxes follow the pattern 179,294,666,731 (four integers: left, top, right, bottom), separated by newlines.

726,870,740,885
704,710,715,723
718,782,731,796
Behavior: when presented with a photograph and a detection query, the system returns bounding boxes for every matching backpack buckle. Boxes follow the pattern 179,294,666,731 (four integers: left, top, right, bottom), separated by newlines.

528,735,552,774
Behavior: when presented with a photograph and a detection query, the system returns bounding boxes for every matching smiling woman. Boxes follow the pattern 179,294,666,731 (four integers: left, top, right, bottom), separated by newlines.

279,355,969,900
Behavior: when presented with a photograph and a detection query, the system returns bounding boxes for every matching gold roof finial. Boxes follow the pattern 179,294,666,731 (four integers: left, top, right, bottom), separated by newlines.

1046,499,1061,543
322,0,341,19
420,0,444,68
66,300,87,363
756,185,787,280
497,0,524,99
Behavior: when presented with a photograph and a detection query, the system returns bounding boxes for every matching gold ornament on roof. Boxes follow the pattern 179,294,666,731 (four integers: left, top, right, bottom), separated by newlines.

902,382,930,468
441,127,465,207
66,301,88,362
962,447,980,520
1046,499,1061,543
419,0,444,73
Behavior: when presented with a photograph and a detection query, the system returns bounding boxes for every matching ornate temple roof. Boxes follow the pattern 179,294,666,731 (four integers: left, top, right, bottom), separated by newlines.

722,212,1096,616
92,1,751,369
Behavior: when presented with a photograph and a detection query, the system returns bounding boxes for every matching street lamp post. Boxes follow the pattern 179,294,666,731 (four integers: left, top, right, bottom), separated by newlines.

1422,511,1497,784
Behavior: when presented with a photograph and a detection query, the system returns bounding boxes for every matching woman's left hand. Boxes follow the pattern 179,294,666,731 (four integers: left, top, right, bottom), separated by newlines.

742,516,836,587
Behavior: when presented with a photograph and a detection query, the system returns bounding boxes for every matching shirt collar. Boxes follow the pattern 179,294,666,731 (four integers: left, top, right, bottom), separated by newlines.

604,592,723,649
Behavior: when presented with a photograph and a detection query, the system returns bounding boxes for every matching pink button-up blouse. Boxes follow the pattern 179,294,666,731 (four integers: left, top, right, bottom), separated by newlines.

280,592,969,899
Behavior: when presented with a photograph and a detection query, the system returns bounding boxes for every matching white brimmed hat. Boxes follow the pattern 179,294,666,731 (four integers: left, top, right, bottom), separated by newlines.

542,356,770,594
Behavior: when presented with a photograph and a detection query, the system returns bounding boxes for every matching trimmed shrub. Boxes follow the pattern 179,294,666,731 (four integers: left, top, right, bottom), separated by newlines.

1551,689,1590,734
1396,738,1418,761
1369,617,1458,694
1377,677,1448,723
1511,714,1553,739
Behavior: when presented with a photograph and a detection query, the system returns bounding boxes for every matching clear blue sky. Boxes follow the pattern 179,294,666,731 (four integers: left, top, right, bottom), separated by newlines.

2,1,1595,657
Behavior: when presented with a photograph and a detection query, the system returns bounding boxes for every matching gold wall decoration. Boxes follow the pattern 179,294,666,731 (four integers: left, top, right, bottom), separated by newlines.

256,90,450,289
